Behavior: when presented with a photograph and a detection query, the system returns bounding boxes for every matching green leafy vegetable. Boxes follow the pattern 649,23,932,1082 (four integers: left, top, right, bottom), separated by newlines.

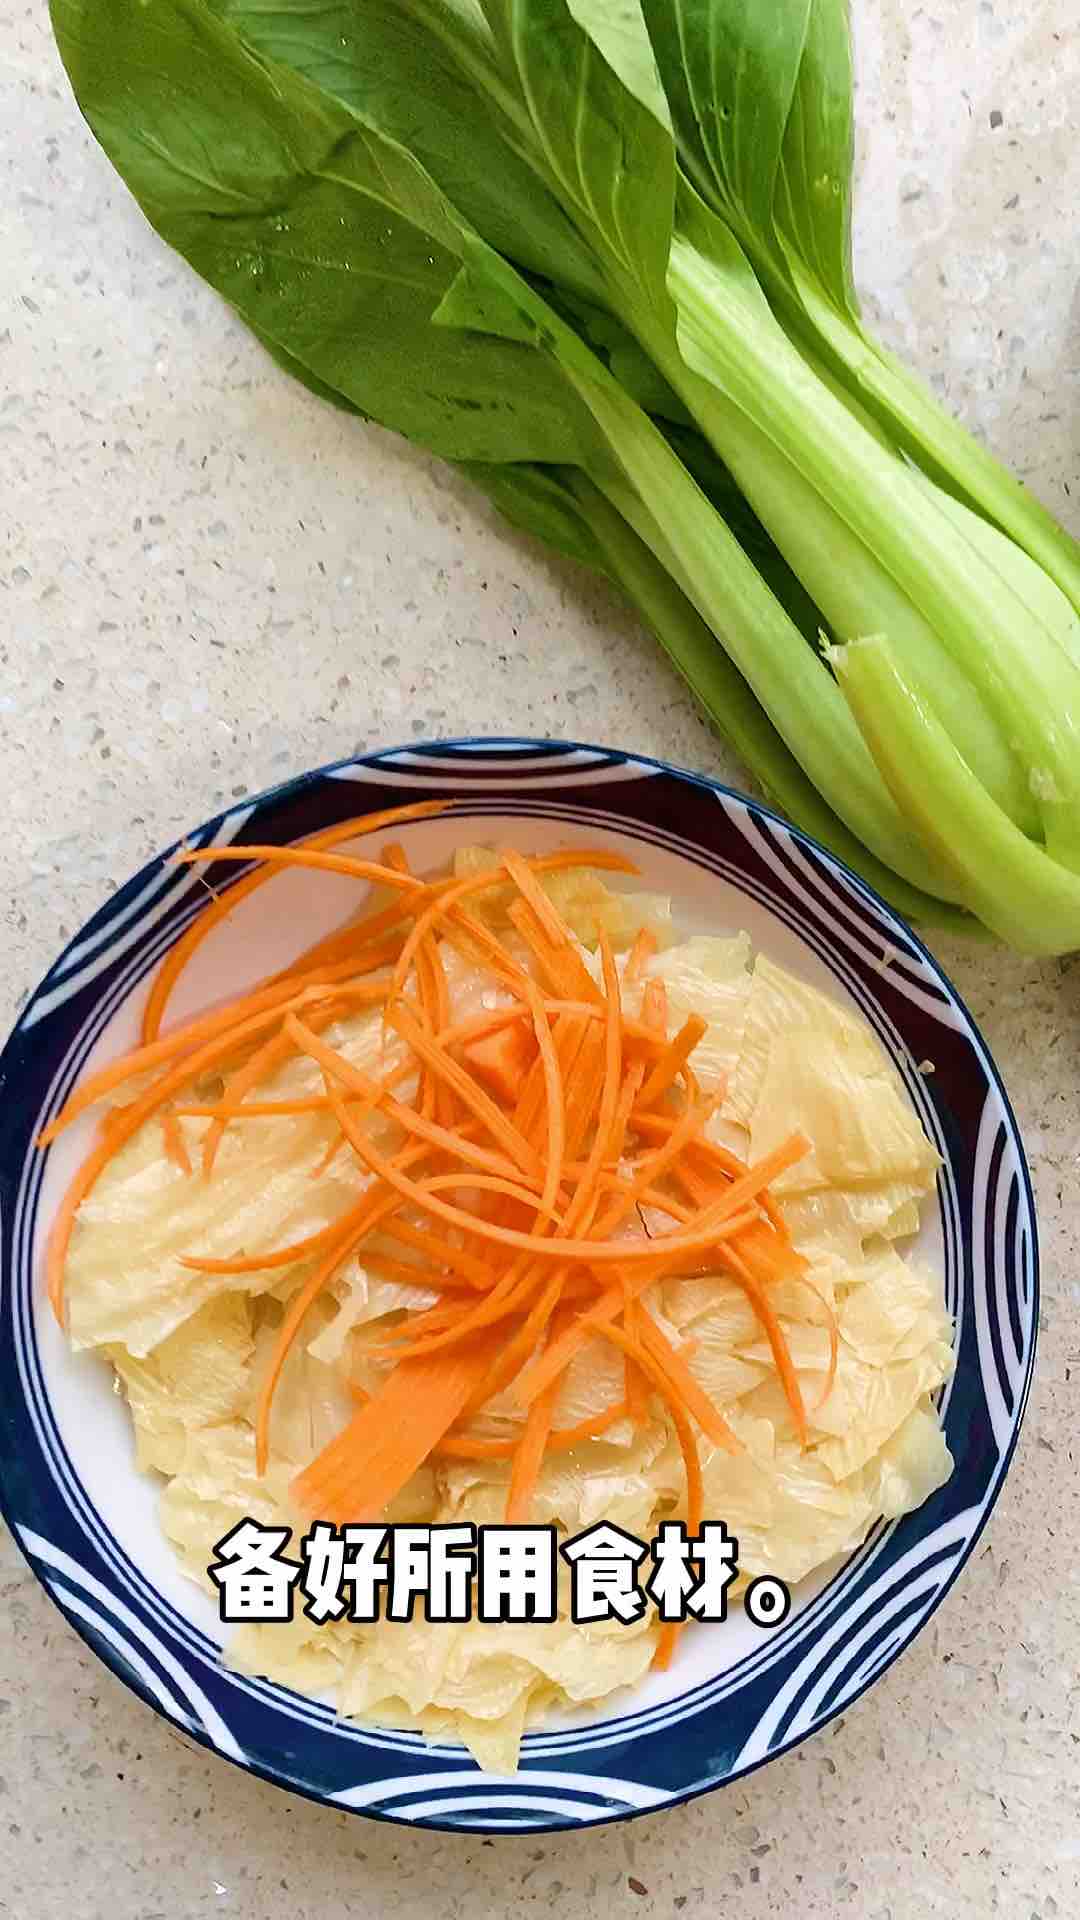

49,0,1080,949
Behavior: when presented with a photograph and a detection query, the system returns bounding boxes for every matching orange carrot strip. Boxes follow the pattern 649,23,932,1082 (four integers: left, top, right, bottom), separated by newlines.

323,1073,785,1265
461,1023,538,1108
391,851,638,1000
433,1431,517,1461
641,976,668,1033
604,1059,647,1169
417,1171,560,1217
359,1253,478,1295
264,913,411,991
549,1400,632,1450
292,1329,506,1522
424,931,455,1126
500,846,571,948
160,1111,191,1175
600,1096,719,1224
719,1243,809,1444
513,1137,809,1402
141,799,448,1043
560,1029,608,1163
296,1036,534,1188
519,976,565,1220
289,1012,543,1192
43,996,374,1321
557,923,623,1239
378,1218,492,1290
384,1002,542,1177
467,1268,567,1429
635,1014,709,1111
507,898,602,1005
513,1014,589,1150
645,1117,791,1243
634,1312,738,1453
37,963,391,1147
412,942,439,1124
624,1301,651,1425
590,1315,703,1672
504,1301,573,1522
253,1135,453,1470
254,1221,370,1472
671,1164,805,1292
173,844,429,894
624,926,657,986
200,1027,294,1177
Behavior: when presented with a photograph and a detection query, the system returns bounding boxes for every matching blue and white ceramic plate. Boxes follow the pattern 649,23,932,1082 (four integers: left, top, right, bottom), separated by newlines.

0,739,1036,1832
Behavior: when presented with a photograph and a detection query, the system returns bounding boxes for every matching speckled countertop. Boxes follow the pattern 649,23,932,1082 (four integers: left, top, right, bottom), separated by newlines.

3,1,1080,1913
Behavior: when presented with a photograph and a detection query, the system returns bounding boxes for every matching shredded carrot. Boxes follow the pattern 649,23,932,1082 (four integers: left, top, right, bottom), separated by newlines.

160,1110,191,1175
40,979,320,1147
635,1014,708,1111
590,1314,703,1669
391,849,638,1000
507,898,602,1005
432,1430,518,1461
289,1036,536,1189
176,1096,333,1119
44,823,821,1572
173,843,430,894
519,975,565,1219
624,926,657,986
381,842,410,875
513,1013,589,1151
499,847,571,948
292,1328,506,1522
645,1115,793,1244
379,1217,492,1290
641,975,668,1033
512,1136,808,1405
255,1221,369,1473
505,1303,573,1522
359,1253,478,1296
423,930,454,1127
720,1242,809,1444
38,964,392,1148
417,1170,560,1217
141,799,448,1044
624,1300,651,1425
557,924,623,1237
462,1022,537,1108
383,1003,542,1178
200,1026,294,1177
43,996,373,1320
332,1094,775,1267
634,1311,738,1453
266,913,411,990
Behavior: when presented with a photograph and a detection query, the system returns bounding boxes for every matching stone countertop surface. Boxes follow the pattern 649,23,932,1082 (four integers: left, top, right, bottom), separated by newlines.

3,1,1079,1914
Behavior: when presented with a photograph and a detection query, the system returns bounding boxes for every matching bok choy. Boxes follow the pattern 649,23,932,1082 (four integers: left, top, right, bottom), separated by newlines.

50,0,1080,951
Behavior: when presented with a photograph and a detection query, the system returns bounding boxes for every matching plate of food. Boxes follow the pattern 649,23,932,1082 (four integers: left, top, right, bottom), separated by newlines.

0,737,1036,1831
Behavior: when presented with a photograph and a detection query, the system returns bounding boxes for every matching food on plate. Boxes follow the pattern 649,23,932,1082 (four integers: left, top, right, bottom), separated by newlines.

41,805,954,1770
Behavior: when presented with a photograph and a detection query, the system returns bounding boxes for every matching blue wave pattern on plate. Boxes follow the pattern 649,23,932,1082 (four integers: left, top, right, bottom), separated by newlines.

0,739,1037,1831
